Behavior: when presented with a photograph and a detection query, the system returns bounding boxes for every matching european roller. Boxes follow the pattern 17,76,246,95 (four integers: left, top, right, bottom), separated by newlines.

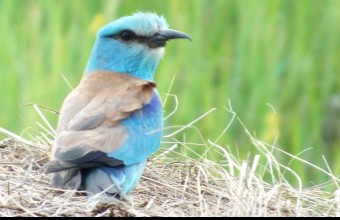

43,12,190,199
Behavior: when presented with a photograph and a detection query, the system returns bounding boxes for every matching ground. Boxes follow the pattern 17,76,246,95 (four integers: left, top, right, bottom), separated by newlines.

0,129,338,216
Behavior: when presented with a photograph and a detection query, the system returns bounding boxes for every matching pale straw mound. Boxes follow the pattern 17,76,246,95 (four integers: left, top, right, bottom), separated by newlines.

0,103,339,216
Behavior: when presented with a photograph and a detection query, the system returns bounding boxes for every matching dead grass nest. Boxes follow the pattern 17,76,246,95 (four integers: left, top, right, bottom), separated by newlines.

0,131,338,217
0,104,339,216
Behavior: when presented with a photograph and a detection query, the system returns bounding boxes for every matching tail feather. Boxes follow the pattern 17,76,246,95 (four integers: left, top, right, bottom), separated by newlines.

82,161,146,199
51,168,82,190
82,167,126,199
46,159,147,199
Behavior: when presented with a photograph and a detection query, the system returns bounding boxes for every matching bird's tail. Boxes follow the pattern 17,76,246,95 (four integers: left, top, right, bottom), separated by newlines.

82,161,147,199
50,168,82,190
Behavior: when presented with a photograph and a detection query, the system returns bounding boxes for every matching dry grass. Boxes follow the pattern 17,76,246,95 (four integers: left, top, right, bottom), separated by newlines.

0,103,339,217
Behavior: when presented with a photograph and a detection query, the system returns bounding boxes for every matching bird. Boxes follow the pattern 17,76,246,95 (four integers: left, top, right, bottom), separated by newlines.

43,12,191,200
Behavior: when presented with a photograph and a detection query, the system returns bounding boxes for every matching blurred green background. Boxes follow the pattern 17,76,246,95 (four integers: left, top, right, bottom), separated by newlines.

0,0,339,187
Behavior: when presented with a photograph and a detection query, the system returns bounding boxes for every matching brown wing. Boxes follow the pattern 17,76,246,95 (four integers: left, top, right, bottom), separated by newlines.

51,70,156,162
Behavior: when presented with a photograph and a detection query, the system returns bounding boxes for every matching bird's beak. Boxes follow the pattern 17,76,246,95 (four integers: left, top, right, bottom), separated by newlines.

157,28,192,41
146,28,191,48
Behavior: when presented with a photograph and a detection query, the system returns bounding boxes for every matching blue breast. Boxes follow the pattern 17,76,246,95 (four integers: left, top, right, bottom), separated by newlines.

107,91,163,165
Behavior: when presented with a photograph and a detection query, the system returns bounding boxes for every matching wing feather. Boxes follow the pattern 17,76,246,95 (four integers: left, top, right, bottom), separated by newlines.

51,71,156,164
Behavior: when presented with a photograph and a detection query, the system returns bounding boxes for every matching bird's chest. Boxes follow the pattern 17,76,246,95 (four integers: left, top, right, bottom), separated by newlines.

122,92,163,131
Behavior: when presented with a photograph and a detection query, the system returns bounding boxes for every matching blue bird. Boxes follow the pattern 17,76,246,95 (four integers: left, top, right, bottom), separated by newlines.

43,12,190,199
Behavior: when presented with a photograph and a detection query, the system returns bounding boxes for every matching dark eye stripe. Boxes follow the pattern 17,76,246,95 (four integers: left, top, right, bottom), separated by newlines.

119,30,136,41
107,30,149,45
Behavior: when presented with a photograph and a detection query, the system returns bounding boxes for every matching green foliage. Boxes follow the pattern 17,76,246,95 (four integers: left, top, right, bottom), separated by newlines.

0,0,339,186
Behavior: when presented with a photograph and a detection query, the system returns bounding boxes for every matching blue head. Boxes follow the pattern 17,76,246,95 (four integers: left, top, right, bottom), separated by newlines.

85,12,191,81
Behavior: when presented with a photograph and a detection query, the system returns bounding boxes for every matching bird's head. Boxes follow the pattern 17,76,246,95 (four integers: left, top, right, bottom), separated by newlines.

85,12,191,81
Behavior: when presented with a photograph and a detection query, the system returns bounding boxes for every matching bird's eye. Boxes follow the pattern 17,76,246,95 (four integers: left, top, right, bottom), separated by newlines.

119,30,136,41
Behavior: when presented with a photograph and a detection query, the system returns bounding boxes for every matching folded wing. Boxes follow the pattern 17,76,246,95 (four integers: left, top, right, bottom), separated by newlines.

45,70,161,174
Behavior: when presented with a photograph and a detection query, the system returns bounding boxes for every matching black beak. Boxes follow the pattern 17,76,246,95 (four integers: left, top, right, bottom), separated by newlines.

146,28,191,48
